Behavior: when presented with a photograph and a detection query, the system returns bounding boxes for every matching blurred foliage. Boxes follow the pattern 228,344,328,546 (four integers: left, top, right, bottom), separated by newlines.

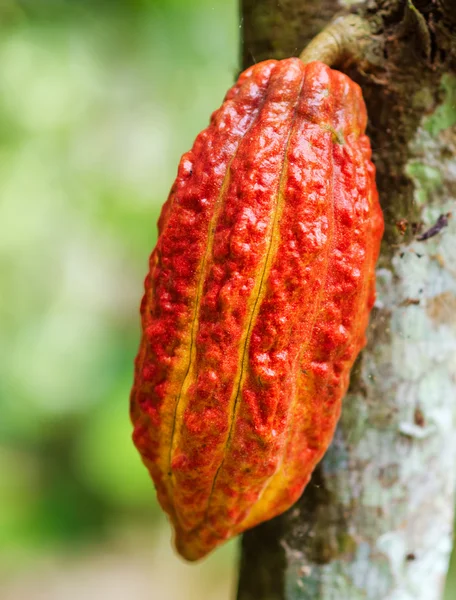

0,0,238,575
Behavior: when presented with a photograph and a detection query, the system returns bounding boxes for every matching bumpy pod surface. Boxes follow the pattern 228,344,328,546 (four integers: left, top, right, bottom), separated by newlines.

131,59,384,561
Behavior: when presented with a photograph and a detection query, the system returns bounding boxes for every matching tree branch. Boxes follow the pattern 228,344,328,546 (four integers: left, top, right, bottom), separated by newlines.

237,1,456,598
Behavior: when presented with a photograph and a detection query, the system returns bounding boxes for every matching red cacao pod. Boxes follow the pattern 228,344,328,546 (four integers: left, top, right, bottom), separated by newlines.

131,58,384,561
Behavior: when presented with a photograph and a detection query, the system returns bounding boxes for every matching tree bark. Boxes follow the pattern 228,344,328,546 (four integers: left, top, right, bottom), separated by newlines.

237,1,456,599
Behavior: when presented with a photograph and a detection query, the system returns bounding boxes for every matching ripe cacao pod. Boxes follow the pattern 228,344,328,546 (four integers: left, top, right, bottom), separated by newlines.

131,58,384,561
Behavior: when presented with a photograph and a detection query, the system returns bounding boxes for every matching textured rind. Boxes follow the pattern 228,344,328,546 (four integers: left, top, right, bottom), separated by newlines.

130,59,384,561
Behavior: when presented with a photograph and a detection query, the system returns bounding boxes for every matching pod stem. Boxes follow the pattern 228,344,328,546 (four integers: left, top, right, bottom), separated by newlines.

299,14,372,66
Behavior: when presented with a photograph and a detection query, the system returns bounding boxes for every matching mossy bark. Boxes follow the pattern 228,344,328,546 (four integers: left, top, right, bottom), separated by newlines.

237,1,456,599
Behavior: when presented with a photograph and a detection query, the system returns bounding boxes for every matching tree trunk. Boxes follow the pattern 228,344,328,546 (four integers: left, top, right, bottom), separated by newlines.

237,1,456,599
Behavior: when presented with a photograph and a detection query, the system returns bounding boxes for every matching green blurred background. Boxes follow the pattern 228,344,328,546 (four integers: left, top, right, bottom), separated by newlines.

0,1,455,599
0,1,238,598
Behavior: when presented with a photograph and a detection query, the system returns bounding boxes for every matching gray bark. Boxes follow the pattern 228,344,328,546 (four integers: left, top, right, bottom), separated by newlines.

237,1,456,599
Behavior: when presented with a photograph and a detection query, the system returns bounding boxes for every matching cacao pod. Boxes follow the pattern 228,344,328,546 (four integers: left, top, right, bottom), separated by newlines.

130,58,384,561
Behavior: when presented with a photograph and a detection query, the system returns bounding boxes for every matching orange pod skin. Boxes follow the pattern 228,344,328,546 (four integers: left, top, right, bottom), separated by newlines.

130,59,384,561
